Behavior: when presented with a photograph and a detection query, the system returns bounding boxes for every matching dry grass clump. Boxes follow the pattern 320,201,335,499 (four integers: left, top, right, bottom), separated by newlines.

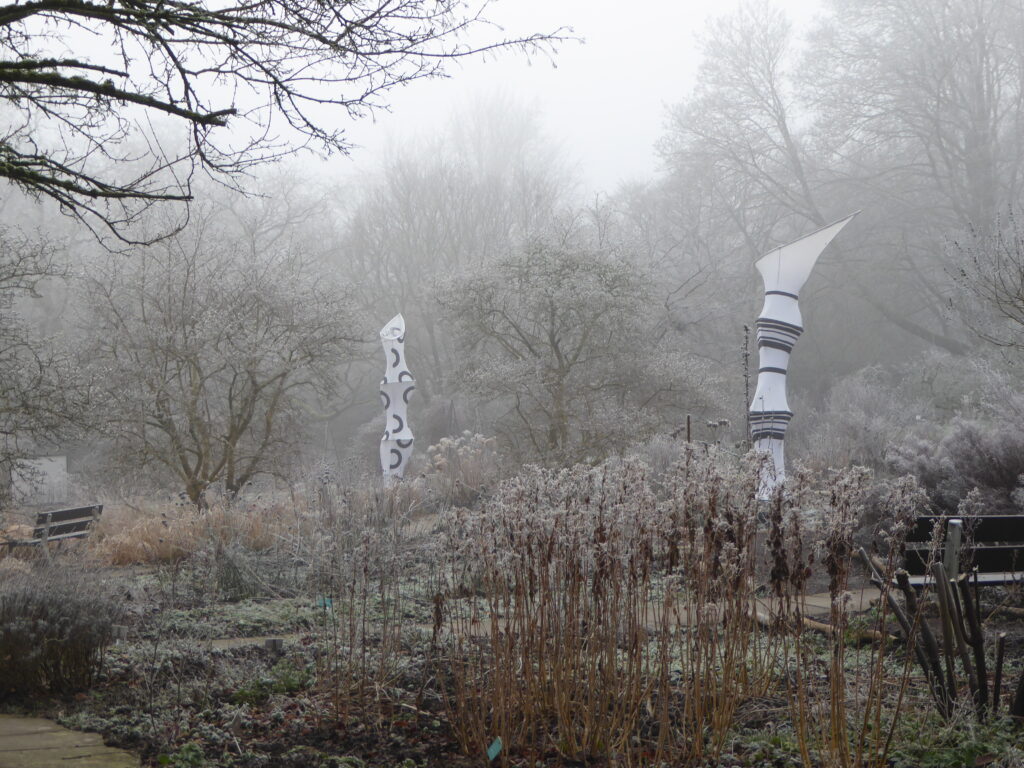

91,499,297,565
334,476,426,526
0,565,124,698
0,521,33,544
85,475,428,595
0,511,36,562
88,460,446,569
0,555,31,575
93,503,198,564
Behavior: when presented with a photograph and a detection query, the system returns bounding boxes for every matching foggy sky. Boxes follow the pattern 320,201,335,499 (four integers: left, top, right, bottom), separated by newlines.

337,0,824,193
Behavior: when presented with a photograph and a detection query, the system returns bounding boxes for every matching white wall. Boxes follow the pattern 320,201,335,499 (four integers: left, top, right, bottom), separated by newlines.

11,456,69,505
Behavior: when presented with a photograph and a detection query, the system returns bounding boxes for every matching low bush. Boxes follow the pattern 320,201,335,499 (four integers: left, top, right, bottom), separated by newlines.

424,432,500,508
0,565,124,698
889,418,1024,513
231,656,311,705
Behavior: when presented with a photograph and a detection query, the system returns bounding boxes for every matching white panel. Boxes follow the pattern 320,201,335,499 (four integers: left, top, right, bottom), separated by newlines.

11,456,69,504
757,347,791,371
380,313,411,384
380,438,415,478
755,213,858,295
758,294,803,328
751,374,790,413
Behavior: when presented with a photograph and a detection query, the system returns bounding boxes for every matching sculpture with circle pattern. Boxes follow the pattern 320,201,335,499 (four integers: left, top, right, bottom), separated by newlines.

379,313,415,480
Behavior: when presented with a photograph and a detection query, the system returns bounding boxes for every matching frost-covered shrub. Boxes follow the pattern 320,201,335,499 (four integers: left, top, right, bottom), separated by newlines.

889,418,1024,514
0,567,124,697
795,366,921,470
437,450,782,763
626,432,688,484
794,353,1014,473
424,432,500,508
435,450,898,765
854,474,932,552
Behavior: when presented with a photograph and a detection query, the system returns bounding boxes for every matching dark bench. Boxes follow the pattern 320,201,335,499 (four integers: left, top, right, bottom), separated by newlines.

5,504,104,547
904,514,1024,586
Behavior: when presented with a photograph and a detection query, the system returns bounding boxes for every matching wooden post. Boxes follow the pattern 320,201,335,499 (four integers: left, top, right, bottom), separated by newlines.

944,518,963,581
896,569,951,717
994,632,1007,715
1011,667,1024,718
742,323,751,447
957,574,989,718
932,561,980,716
930,561,961,706
860,550,950,717
41,511,51,562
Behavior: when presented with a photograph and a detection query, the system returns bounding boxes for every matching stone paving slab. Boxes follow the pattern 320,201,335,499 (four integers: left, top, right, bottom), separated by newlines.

788,584,880,615
0,716,138,768
207,633,299,650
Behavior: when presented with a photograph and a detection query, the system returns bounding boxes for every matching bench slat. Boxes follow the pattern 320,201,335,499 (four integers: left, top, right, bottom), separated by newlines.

34,505,101,526
904,545,938,576
909,515,1024,544
7,504,104,547
902,571,1024,587
970,545,1024,573
905,543,1024,572
24,529,94,545
32,517,97,536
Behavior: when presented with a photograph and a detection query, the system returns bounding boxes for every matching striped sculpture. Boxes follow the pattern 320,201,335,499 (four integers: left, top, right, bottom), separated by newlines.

750,213,857,497
379,313,415,481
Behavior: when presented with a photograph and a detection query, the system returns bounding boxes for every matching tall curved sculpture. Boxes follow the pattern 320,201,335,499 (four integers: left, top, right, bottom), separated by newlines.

379,313,415,481
750,213,858,496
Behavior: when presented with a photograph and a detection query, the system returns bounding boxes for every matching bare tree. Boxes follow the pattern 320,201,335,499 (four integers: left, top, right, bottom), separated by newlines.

652,0,1024,381
663,3,822,228
82,202,362,505
803,0,1024,354
0,0,567,240
0,229,88,509
438,235,720,463
336,95,576,392
951,211,1024,354
807,0,1024,231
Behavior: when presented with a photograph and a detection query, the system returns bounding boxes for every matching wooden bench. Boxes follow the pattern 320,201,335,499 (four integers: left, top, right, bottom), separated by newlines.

904,514,1024,586
5,504,103,547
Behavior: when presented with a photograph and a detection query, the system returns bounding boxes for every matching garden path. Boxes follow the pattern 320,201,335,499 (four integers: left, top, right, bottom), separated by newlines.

202,584,883,649
0,715,138,767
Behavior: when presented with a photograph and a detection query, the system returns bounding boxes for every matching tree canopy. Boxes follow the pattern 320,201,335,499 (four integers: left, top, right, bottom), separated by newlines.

0,0,565,239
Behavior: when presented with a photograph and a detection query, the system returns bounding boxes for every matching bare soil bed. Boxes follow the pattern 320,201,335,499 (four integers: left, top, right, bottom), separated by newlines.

2,553,1021,768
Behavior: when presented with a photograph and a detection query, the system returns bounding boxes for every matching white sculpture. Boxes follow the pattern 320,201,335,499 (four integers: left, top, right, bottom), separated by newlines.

750,213,858,496
379,313,415,480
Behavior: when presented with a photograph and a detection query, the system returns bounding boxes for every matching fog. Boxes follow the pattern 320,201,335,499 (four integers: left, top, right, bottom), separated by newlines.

2,0,1023,522
7,4,1024,763
338,0,824,191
